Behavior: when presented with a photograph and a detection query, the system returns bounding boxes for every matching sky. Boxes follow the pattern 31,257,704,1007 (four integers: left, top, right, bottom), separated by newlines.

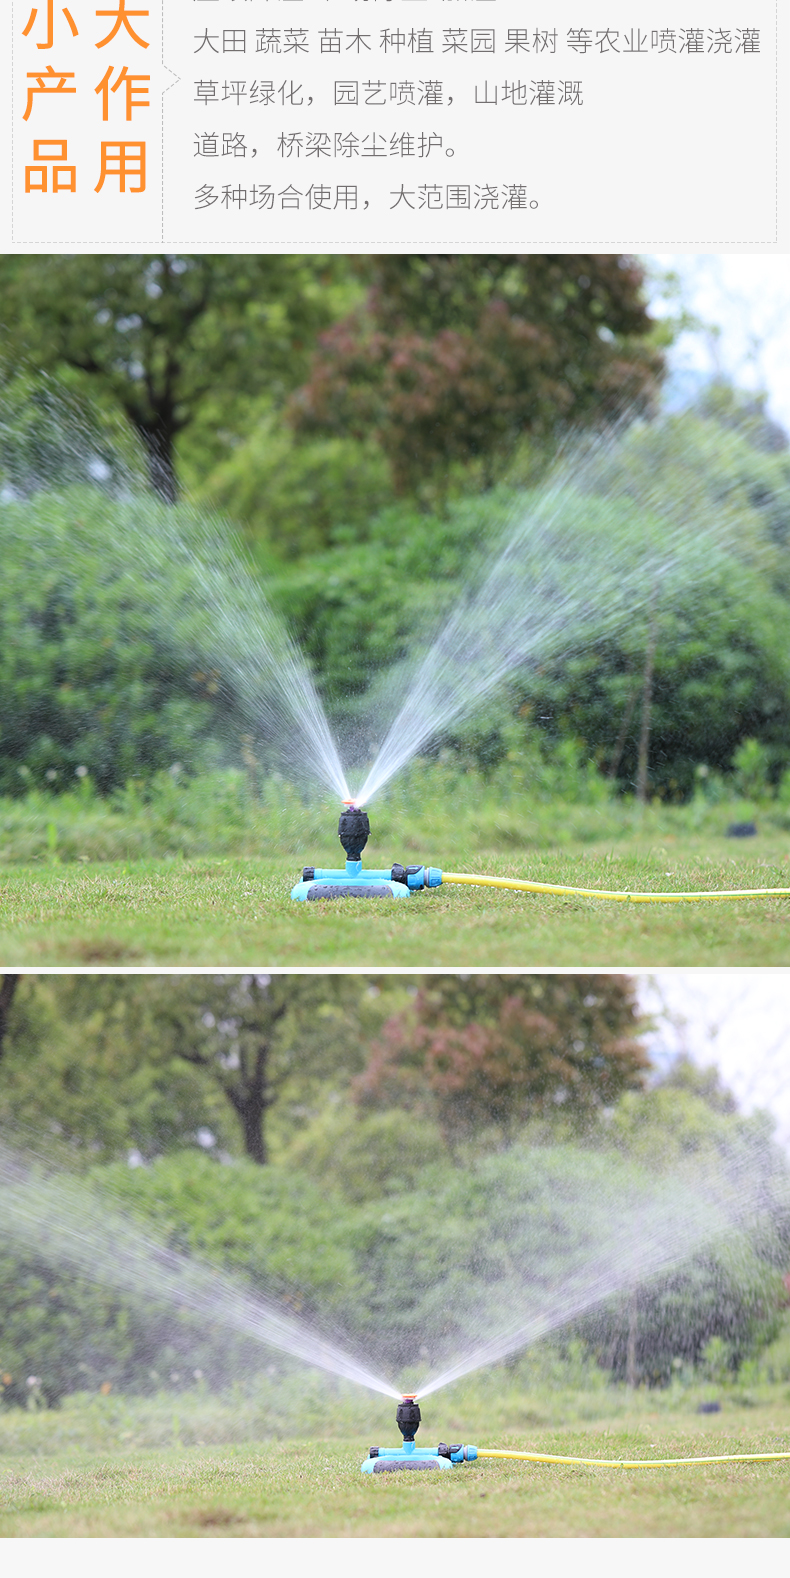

647,255,790,435
637,972,790,1152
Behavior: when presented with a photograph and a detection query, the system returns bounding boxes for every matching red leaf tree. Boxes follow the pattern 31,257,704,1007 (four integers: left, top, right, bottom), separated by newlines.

290,255,664,495
353,974,649,1140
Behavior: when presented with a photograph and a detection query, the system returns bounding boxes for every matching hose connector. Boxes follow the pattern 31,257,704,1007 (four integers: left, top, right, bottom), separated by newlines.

390,865,443,891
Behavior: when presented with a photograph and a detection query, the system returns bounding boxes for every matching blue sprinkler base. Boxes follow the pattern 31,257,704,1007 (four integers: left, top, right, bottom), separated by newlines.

291,860,443,901
361,1442,478,1473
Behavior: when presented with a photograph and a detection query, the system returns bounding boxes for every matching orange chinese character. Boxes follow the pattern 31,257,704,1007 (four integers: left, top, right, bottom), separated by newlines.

95,3,149,49
95,65,150,119
25,138,76,192
95,140,146,191
25,64,76,120
23,3,78,49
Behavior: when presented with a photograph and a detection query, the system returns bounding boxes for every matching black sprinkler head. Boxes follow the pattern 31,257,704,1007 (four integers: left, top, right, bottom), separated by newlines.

338,805,370,860
396,1395,421,1441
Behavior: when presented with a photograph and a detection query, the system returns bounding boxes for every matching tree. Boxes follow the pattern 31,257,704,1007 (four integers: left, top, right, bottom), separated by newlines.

152,974,388,1164
157,976,288,1164
0,254,352,501
0,975,228,1163
291,255,664,495
354,974,648,1140
0,977,19,1065
0,975,406,1167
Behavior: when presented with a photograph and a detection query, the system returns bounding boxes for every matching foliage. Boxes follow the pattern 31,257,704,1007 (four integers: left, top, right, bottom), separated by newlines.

353,975,649,1140
268,409,790,793
0,1154,360,1409
580,1243,784,1386
0,974,235,1164
197,414,394,558
2,752,790,872
284,1105,448,1204
144,972,384,1163
100,1152,362,1309
0,974,398,1166
0,1096,787,1405
732,737,773,800
527,562,790,799
291,255,664,494
0,254,355,499
0,487,233,794
0,367,142,498
1,402,789,802
0,1248,154,1409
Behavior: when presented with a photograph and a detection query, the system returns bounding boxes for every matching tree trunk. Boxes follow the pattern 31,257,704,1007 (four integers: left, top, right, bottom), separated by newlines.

238,1093,268,1164
626,1291,638,1388
0,975,20,1064
636,595,658,805
229,1034,276,1165
608,681,639,782
139,423,178,503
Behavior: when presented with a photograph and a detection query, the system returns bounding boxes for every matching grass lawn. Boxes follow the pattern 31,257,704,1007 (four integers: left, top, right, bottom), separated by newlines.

2,1407,789,1536
0,833,788,965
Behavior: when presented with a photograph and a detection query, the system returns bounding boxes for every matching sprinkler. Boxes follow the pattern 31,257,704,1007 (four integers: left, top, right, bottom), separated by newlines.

361,1395,472,1473
290,805,442,901
360,1395,790,1476
291,807,790,904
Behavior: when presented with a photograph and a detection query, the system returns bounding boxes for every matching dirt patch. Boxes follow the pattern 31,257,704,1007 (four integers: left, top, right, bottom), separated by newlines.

191,1508,245,1528
73,936,143,962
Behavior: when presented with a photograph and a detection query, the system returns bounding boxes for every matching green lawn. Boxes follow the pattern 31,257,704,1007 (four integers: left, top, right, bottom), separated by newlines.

0,834,788,965
2,1409,789,1536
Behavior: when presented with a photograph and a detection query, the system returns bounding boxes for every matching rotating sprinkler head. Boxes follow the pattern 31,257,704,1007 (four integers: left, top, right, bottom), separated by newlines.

395,1394,421,1441
337,804,370,861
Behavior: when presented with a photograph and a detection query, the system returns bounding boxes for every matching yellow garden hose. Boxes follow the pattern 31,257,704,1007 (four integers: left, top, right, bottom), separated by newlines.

477,1447,790,1468
441,872,790,905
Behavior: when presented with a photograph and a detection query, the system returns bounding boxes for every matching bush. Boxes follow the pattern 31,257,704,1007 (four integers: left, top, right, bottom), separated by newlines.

268,412,790,794
197,415,394,558
0,489,226,793
0,486,327,795
283,1106,449,1204
2,404,789,801
2,1138,785,1406
0,1153,362,1409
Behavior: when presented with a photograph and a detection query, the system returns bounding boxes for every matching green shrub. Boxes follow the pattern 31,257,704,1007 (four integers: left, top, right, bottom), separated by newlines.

3,1139,781,1406
197,415,394,558
733,737,773,799
0,488,230,793
283,1106,449,1204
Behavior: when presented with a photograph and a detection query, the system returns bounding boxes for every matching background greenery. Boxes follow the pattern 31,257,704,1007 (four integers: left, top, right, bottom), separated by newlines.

1,975,788,1413
0,254,788,821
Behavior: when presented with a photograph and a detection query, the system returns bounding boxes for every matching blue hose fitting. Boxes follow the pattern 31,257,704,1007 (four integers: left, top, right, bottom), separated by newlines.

390,865,443,891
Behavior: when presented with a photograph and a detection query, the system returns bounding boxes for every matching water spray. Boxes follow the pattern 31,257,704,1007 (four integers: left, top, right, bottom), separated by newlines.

291,804,790,903
361,1395,790,1476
